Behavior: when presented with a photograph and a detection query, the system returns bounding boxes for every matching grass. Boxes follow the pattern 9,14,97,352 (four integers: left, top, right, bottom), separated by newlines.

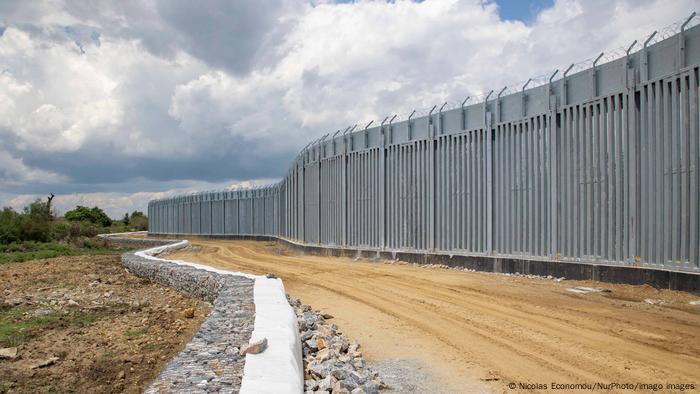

0,304,101,347
68,312,99,326
124,327,149,338
142,342,162,351
0,240,117,264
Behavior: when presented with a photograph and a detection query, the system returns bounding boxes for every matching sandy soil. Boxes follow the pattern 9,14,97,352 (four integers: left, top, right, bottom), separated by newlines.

167,239,700,393
0,254,210,394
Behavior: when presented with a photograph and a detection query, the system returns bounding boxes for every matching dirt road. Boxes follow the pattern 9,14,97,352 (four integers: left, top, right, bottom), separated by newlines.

167,240,700,393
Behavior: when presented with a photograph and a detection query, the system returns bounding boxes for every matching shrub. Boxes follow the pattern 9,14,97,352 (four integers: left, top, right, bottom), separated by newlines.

18,201,52,242
1,200,145,245
80,222,98,238
64,206,112,227
0,208,21,244
128,213,148,231
51,221,71,241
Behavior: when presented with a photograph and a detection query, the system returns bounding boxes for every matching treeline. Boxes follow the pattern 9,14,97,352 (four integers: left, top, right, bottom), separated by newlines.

0,199,148,245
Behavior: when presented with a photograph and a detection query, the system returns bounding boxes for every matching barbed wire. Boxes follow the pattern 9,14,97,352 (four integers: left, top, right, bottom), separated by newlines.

347,11,700,131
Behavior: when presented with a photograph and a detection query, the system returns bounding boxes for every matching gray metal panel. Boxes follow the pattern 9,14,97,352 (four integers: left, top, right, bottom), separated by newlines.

212,200,224,234
224,199,238,234
191,202,201,234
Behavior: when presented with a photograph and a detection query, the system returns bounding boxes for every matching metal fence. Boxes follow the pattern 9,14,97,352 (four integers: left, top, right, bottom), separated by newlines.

150,17,700,274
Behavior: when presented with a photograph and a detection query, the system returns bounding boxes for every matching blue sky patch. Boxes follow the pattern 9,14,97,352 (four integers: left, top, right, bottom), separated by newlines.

494,0,554,23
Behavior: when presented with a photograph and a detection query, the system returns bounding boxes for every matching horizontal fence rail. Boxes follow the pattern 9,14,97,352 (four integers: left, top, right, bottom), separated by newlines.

149,22,700,274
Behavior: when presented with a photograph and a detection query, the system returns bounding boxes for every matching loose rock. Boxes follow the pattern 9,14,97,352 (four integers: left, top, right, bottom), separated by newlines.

288,294,385,393
240,338,267,355
31,356,59,369
0,347,18,360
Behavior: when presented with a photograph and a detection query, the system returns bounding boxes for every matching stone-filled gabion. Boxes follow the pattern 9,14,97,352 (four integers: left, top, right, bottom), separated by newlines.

100,235,172,250
110,237,255,394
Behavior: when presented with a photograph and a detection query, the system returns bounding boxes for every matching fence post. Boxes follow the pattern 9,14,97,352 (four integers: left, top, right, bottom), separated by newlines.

484,90,494,255
627,52,639,264
380,116,390,250
427,105,437,250
548,70,559,258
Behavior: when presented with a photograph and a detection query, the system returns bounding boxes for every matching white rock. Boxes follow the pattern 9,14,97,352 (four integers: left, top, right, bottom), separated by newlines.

566,287,611,294
0,347,18,359
240,338,267,356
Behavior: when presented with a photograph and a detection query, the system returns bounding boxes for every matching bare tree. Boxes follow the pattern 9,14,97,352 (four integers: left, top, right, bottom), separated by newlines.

47,193,55,219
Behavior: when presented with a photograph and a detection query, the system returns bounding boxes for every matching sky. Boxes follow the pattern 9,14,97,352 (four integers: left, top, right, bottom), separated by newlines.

0,0,697,218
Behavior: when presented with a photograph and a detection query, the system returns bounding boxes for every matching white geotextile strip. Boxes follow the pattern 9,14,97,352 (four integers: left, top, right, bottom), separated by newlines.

129,236,303,394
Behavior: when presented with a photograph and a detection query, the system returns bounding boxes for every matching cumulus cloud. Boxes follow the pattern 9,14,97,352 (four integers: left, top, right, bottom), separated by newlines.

0,148,68,186
0,0,697,215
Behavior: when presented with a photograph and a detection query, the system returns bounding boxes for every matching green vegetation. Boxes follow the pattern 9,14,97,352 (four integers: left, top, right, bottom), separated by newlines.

0,201,54,244
0,304,100,347
142,342,163,351
0,198,148,263
121,211,148,231
0,241,116,264
124,327,148,338
64,205,113,227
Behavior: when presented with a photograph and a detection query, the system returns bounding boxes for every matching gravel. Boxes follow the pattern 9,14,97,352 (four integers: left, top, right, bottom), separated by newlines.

288,295,386,394
384,260,566,281
370,359,450,394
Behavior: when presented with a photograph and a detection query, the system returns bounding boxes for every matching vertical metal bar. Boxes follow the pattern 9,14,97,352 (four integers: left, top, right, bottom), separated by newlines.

598,101,604,259
486,113,494,255
411,142,416,249
451,135,457,250
471,130,476,251
607,96,615,261
573,105,581,258
535,116,541,256
458,135,464,250
391,146,396,248
678,76,688,265
429,130,435,251
614,94,623,262
586,104,593,258
662,81,670,264
520,121,526,254
439,137,445,249
550,102,559,258
530,117,536,254
669,77,682,265
630,79,639,264
495,126,501,252
417,142,422,249
691,68,699,269
527,120,533,255
381,145,386,249
461,134,466,252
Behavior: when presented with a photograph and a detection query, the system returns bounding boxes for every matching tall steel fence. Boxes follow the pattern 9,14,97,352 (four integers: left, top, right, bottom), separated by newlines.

150,19,700,274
